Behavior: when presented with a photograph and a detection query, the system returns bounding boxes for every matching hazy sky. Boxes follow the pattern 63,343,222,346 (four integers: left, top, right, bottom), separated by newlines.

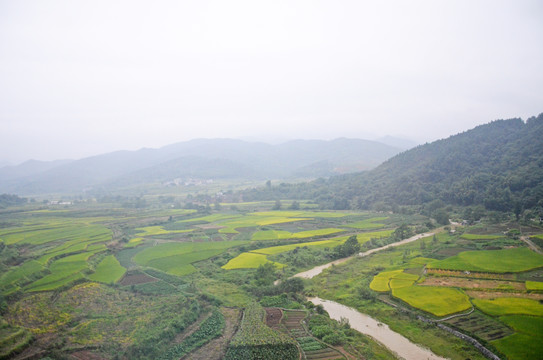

1,0,542,163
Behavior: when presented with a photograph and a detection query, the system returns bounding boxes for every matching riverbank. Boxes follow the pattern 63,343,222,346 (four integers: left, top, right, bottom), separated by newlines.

308,297,448,360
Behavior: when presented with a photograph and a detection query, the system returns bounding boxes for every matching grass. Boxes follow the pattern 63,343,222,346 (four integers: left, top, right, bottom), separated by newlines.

221,252,285,269
526,280,543,291
251,230,292,241
228,229,395,269
492,333,543,360
499,315,543,336
251,238,344,255
248,211,352,218
218,216,309,234
460,234,504,240
356,230,395,244
88,255,126,283
1,260,45,288
427,247,543,273
180,213,241,223
1,222,111,246
472,297,543,316
133,240,249,276
392,286,472,317
250,228,345,241
123,237,143,248
135,226,194,236
346,217,388,230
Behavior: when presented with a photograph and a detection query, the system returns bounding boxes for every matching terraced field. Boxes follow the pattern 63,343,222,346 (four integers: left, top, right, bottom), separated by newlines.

224,230,394,270
445,311,513,342
281,310,344,360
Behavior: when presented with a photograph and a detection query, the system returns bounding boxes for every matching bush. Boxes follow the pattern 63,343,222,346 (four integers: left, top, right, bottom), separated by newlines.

323,332,346,346
311,325,333,339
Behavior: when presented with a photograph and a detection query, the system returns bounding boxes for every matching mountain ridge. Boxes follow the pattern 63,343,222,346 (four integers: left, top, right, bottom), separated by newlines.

0,137,402,195
241,113,543,215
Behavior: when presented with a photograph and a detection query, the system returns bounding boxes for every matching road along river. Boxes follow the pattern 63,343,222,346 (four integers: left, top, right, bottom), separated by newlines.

294,232,435,279
308,297,448,360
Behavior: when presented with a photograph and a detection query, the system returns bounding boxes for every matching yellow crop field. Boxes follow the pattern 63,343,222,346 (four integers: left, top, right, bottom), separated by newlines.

221,253,285,270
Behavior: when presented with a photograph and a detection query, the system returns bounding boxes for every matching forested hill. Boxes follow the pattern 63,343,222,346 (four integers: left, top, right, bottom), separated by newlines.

243,113,543,214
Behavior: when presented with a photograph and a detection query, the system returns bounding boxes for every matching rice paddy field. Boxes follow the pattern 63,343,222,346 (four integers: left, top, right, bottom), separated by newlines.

2,199,543,360
309,222,543,360
392,286,472,317
1,200,414,358
427,247,543,273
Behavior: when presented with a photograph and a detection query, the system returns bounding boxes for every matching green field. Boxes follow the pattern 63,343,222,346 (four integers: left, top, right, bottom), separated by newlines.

389,272,418,289
499,314,543,336
88,255,126,283
526,281,543,291
392,286,472,317
472,298,543,316
460,234,503,240
133,240,249,275
250,228,345,241
1,260,45,291
26,250,106,292
248,211,352,218
221,252,285,270
226,229,395,269
251,238,344,256
369,270,403,292
251,230,293,241
218,216,310,234
492,333,543,360
345,217,388,229
3,202,479,359
0,222,111,246
135,226,194,237
356,229,395,243
427,247,543,273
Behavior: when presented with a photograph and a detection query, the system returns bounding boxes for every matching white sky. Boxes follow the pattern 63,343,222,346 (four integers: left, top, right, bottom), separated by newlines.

1,0,542,163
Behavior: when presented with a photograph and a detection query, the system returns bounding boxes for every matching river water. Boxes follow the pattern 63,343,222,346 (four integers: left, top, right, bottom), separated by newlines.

296,232,447,359
308,297,448,360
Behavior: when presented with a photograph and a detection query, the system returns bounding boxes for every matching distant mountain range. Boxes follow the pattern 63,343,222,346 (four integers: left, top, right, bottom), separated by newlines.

0,138,405,195
242,113,543,213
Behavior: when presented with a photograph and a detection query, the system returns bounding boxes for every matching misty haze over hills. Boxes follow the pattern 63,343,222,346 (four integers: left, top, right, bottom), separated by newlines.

0,137,405,195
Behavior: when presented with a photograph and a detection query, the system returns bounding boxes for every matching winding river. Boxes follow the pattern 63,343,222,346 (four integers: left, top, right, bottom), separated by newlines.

296,232,448,360
308,297,447,360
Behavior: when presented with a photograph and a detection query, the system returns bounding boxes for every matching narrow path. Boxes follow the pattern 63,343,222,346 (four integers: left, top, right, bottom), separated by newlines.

359,232,435,258
520,236,542,254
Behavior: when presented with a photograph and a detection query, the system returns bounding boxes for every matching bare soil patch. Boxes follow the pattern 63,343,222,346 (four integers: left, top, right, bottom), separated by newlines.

265,307,283,328
420,276,525,291
119,272,157,286
465,290,543,300
427,269,516,280
195,224,224,230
